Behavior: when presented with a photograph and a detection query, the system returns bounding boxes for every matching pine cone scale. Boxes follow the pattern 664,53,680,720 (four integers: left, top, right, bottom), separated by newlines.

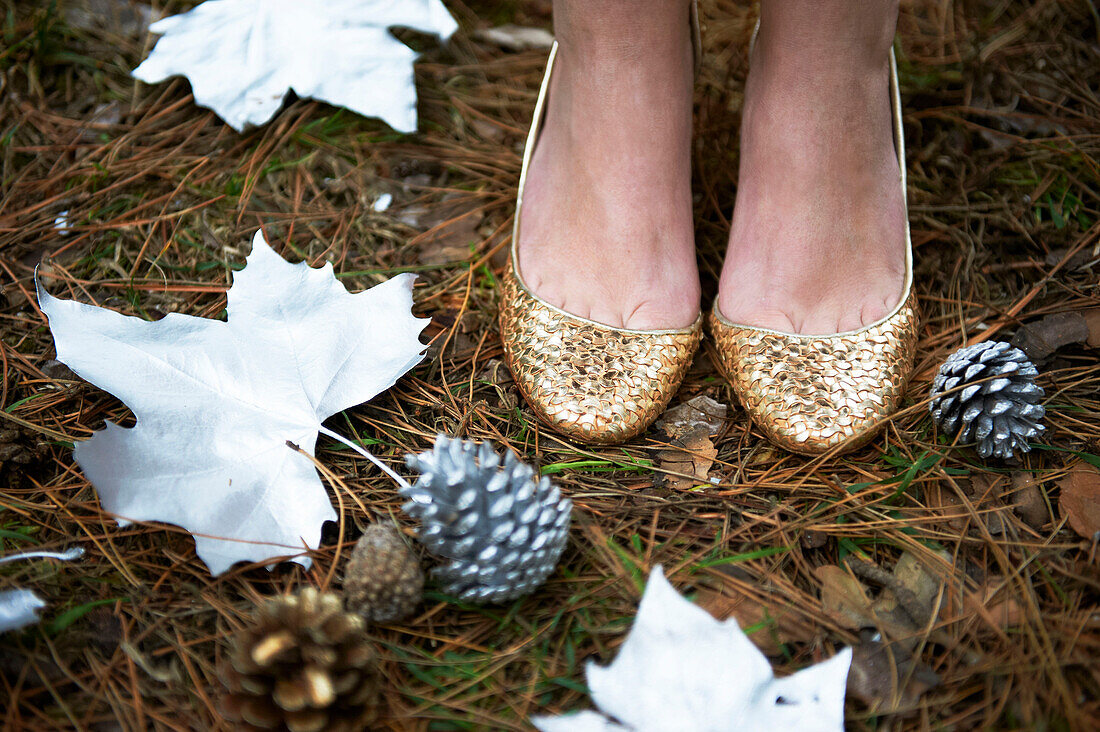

240,696,282,728
250,631,295,666
283,709,327,732
272,677,310,712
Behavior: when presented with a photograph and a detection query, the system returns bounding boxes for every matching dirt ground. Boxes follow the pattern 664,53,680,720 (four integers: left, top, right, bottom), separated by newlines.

1,0,1098,729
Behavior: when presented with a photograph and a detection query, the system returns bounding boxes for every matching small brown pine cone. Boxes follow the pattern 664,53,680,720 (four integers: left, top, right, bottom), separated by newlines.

0,425,49,487
344,524,423,624
220,588,383,732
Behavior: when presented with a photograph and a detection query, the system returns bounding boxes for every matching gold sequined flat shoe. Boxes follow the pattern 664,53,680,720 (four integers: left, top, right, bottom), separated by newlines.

708,47,919,456
498,17,704,445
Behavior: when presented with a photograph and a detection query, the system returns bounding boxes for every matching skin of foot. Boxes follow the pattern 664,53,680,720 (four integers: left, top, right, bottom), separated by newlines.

717,0,908,335
516,0,701,331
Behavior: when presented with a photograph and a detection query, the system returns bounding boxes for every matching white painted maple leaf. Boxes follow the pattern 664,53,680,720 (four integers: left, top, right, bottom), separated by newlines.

0,548,84,633
38,232,428,575
133,0,458,132
533,567,852,732
0,590,45,634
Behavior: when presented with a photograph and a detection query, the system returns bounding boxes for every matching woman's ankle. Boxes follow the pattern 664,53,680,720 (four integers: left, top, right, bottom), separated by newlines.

754,0,898,76
553,0,692,66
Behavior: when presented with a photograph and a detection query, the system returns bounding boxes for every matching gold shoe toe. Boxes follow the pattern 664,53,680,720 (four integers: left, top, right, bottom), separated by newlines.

500,266,702,444
708,44,919,456
708,290,919,455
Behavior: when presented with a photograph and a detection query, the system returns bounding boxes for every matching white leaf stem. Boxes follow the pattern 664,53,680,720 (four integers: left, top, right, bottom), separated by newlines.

0,547,85,565
318,425,413,492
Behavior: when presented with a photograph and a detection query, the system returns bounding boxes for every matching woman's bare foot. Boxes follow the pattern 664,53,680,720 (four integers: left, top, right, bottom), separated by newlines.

517,0,700,331
718,0,907,335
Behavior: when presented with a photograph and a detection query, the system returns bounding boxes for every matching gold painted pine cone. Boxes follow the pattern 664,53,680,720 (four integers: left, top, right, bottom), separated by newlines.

344,523,424,624
220,588,382,732
499,263,703,444
708,289,919,455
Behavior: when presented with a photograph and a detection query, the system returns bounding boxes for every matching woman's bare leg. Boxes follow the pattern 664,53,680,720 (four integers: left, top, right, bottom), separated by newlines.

718,0,907,334
518,0,700,330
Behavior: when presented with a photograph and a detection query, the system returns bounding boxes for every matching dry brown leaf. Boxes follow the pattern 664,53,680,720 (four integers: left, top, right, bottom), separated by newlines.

396,194,486,265
926,481,967,530
825,552,953,643
656,395,728,439
1044,246,1100,272
476,359,517,410
846,640,940,712
959,581,1025,628
657,427,717,490
966,474,1012,536
872,551,949,629
1010,472,1048,530
968,473,1006,500
1011,307,1100,361
814,565,875,629
1058,463,1100,540
415,213,484,264
1086,309,1100,347
695,588,815,655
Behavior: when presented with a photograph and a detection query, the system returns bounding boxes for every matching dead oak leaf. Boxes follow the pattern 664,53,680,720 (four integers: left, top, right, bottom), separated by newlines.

867,551,948,632
695,587,816,655
815,565,875,630
656,395,728,439
847,639,939,713
657,427,717,490
1058,462,1100,540
817,552,950,641
958,580,1024,628
1010,471,1049,530
1011,308,1100,361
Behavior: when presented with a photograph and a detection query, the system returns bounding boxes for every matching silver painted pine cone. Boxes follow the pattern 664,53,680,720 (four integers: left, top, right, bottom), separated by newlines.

930,341,1045,459
400,435,572,603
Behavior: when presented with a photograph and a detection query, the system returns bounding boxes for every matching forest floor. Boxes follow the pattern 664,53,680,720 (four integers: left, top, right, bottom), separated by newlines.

1,0,1099,729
